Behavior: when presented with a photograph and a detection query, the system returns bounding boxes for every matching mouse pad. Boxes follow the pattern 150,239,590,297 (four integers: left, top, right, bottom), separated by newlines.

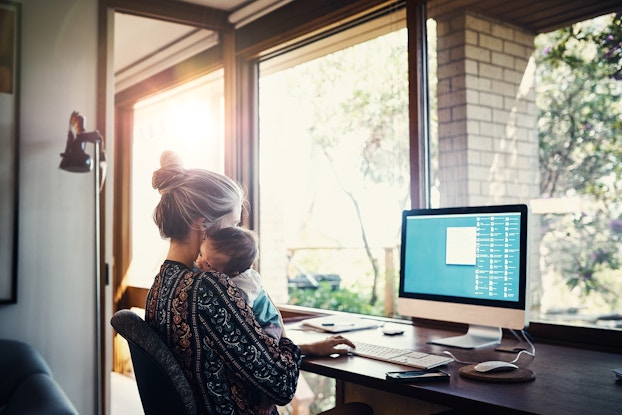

459,364,535,383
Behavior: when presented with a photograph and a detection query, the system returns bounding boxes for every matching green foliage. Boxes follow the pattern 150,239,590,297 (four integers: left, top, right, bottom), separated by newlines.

538,13,622,81
541,209,622,305
536,13,622,305
288,282,384,315
537,14,622,199
297,29,410,196
284,29,410,308
595,12,622,81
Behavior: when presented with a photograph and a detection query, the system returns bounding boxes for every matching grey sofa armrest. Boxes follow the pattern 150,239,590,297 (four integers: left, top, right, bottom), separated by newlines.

0,339,78,415
1,373,77,415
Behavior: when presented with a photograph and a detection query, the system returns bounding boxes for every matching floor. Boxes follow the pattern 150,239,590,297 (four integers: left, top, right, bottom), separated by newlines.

111,372,144,415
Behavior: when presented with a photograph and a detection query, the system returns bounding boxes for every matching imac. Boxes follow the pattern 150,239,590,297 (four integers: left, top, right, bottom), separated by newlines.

397,204,529,349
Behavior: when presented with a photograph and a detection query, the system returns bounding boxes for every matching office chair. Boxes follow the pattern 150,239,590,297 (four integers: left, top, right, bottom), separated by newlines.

110,309,197,415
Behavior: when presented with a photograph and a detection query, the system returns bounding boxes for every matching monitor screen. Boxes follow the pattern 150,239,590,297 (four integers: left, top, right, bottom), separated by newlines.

398,204,529,349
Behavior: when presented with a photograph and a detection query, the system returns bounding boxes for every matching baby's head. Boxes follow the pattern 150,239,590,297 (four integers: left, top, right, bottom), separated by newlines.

197,226,258,276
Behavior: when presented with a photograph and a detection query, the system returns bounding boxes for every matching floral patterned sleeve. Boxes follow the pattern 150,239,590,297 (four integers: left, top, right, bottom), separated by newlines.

197,271,300,402
147,262,301,414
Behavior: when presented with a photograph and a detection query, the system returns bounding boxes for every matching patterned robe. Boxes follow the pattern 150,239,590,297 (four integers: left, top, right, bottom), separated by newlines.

145,260,301,414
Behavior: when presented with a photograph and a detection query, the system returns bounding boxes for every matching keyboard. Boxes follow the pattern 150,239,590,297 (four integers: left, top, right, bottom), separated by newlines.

351,342,454,369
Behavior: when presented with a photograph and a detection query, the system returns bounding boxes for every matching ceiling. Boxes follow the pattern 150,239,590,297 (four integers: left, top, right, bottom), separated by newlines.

114,0,621,91
428,0,622,34
114,0,255,90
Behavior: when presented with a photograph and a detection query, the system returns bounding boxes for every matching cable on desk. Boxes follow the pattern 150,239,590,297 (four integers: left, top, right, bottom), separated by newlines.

508,329,536,363
442,329,536,365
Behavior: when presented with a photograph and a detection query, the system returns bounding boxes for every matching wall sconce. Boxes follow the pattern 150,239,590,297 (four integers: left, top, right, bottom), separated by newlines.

60,111,107,187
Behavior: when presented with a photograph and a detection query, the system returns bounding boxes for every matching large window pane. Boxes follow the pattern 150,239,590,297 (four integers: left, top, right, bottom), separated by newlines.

258,12,409,317
128,71,224,287
533,14,622,328
426,5,621,330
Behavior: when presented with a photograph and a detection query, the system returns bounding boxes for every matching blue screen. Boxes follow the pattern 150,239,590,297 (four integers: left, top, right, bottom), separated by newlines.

401,211,522,302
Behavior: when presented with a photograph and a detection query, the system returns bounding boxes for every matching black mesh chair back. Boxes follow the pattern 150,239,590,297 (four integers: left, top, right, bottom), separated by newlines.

110,309,197,415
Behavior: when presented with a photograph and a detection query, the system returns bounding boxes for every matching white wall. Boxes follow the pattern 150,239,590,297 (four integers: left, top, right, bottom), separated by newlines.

0,0,103,414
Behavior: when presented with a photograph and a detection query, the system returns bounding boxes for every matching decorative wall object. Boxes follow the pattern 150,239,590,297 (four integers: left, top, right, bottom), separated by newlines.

0,0,20,303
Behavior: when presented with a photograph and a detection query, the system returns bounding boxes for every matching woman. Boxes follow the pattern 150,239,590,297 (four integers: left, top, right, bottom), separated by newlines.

145,151,372,415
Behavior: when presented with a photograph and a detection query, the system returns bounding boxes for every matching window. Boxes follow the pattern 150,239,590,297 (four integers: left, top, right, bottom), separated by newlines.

258,10,408,317
127,71,225,288
255,2,621,334
426,7,622,330
533,13,622,328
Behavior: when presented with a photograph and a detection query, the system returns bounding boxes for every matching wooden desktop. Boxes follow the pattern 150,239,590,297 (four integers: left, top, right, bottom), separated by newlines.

284,318,622,415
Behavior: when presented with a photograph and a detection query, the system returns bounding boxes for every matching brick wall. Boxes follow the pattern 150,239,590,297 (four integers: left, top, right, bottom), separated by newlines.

436,11,539,207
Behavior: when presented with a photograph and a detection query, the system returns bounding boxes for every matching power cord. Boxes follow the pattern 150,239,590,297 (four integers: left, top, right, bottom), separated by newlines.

442,329,536,365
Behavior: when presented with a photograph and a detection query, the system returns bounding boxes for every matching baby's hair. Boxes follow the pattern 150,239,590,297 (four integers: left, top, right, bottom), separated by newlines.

152,150,246,240
207,227,258,275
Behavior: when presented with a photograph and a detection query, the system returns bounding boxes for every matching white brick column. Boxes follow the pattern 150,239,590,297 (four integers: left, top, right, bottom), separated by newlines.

435,11,539,207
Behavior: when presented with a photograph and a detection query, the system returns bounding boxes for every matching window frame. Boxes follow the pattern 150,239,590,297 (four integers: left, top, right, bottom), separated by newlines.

109,0,622,353
236,0,622,352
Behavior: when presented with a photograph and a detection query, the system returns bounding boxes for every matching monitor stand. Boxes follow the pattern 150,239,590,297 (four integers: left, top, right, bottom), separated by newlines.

428,325,502,349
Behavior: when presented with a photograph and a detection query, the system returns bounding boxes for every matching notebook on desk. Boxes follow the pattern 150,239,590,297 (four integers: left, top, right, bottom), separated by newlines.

300,315,380,333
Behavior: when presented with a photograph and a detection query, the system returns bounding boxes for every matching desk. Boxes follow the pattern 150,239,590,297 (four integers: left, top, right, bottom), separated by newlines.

285,320,622,415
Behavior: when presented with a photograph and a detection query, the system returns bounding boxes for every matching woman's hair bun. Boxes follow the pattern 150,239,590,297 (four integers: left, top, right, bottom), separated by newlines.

160,150,184,169
152,150,186,192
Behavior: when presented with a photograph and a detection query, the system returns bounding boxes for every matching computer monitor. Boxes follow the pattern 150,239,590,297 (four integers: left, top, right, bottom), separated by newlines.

397,204,529,349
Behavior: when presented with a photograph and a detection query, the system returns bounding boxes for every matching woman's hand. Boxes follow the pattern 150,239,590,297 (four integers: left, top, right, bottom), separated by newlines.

299,335,355,356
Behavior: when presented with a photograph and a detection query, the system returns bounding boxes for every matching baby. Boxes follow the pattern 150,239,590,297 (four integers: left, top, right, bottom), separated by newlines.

195,226,282,414
195,226,282,342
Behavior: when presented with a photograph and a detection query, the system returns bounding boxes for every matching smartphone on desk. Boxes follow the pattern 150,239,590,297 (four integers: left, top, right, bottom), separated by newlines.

386,369,450,383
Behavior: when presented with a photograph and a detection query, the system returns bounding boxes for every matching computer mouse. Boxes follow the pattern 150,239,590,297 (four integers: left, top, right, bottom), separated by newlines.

474,361,519,373
382,324,405,335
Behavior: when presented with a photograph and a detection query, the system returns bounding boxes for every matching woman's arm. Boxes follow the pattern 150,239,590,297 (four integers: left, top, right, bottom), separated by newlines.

197,272,301,406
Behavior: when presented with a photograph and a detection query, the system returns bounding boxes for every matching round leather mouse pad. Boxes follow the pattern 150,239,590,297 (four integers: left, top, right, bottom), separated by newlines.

459,364,535,383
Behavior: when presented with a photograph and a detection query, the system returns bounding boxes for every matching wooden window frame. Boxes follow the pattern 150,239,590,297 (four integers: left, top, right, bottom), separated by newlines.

103,0,622,354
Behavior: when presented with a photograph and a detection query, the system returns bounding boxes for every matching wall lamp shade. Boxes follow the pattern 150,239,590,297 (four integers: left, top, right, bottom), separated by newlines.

59,111,106,173
59,132,93,172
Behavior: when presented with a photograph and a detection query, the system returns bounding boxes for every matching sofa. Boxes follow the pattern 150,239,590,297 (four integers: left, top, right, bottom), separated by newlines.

0,339,78,415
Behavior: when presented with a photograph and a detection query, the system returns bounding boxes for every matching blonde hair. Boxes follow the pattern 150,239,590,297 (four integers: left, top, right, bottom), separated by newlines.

152,151,245,241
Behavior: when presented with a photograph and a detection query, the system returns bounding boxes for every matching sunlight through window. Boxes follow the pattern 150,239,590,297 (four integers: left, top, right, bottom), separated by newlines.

128,71,225,287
